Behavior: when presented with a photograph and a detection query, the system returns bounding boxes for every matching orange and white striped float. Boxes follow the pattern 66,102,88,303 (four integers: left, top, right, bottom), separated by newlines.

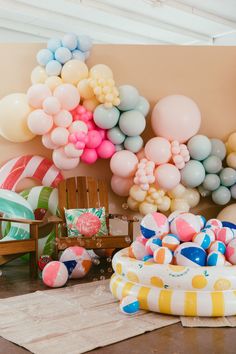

110,248,236,316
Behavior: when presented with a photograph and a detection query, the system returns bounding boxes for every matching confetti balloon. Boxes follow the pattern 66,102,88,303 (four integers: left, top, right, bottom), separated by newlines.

120,296,140,315
42,261,68,288
174,242,206,267
170,213,201,242
207,251,225,266
162,234,180,251
60,246,92,278
153,247,173,264
226,238,236,264
140,212,169,239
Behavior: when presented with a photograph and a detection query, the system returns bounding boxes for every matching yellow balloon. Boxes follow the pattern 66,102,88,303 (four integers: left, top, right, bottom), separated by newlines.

83,97,99,112
139,202,157,215
158,196,171,212
0,93,35,142
45,76,62,91
227,132,236,152
31,66,48,84
61,60,88,85
127,196,139,211
225,142,233,154
90,64,113,79
183,188,200,208
129,185,147,202
77,79,95,99
226,152,236,169
168,184,186,198
170,198,190,213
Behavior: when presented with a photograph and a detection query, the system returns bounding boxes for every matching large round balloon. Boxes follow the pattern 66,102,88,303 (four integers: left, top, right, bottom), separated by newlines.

110,150,138,178
151,95,201,143
0,93,35,142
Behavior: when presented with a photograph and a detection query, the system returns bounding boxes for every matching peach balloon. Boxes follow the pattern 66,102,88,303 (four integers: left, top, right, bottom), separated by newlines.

51,127,69,146
127,196,139,211
155,163,181,190
53,147,80,170
111,175,133,197
42,133,59,149
136,148,146,160
43,96,61,115
27,84,52,108
110,150,138,178
171,198,190,212
129,185,147,202
77,79,95,99
54,84,80,111
68,120,88,134
90,64,113,79
31,66,48,84
45,76,62,91
151,95,201,143
54,110,72,128
139,202,157,215
144,137,171,164
64,143,83,158
217,204,236,223
83,97,99,112
61,60,88,85
28,109,53,135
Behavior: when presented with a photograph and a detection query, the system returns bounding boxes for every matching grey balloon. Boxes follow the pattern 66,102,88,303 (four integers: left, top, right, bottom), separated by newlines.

187,135,212,161
119,110,146,136
212,186,231,205
117,85,140,111
181,160,205,188
124,136,144,153
219,167,236,187
135,96,150,116
210,138,226,160
107,126,126,145
198,185,211,197
203,174,220,191
203,155,222,174
94,104,120,129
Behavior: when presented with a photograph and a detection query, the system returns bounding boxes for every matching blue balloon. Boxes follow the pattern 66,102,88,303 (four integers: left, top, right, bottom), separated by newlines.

72,50,85,61
124,136,143,153
77,35,93,52
47,38,61,52
45,60,62,76
36,49,54,66
55,47,72,64
61,33,77,51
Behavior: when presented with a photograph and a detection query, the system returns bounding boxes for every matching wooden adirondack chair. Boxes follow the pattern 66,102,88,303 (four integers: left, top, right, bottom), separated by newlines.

52,176,136,254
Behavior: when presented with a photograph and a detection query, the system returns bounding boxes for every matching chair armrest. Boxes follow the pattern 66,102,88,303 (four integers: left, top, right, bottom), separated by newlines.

0,216,43,225
108,213,140,222
45,215,64,224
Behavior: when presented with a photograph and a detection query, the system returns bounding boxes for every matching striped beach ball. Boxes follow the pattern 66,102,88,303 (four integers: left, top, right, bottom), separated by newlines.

162,234,180,252
196,215,206,229
174,242,206,267
170,213,201,242
207,251,225,266
153,246,173,264
205,218,222,230
145,237,162,255
215,227,234,245
60,246,92,278
140,212,169,239
142,255,154,262
226,238,236,265
209,240,226,254
120,296,140,315
42,261,68,288
192,229,215,250
129,239,149,260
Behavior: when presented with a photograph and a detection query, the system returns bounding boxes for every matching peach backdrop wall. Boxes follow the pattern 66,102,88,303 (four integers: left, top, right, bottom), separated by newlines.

1,43,236,223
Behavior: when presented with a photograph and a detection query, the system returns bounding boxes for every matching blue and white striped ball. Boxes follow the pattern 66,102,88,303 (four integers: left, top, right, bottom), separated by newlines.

205,218,222,230
192,228,215,250
145,237,162,255
207,251,225,266
209,240,226,254
120,296,140,315
162,234,180,251
140,212,169,239
197,215,206,229
174,242,207,267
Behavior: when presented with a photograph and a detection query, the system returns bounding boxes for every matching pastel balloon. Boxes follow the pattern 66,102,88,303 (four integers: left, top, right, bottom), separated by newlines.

54,84,80,110
0,93,35,142
110,150,138,178
219,167,236,187
217,204,236,223
86,130,102,148
136,148,146,160
203,174,220,191
210,138,226,160
45,60,62,76
28,109,53,135
227,132,236,152
139,202,157,215
55,47,72,64
42,133,59,149
83,97,99,112
230,185,236,199
181,160,205,188
145,137,171,164
64,143,83,158
31,66,48,84
37,48,54,66
203,155,222,174
111,175,133,197
171,199,190,212
227,152,236,169
151,95,201,143
27,84,52,108
187,135,211,161
107,127,126,145
183,188,200,208
81,148,98,164
119,110,146,136
127,196,139,211
124,136,143,153
54,110,73,127
77,34,92,52
90,64,113,79
61,60,88,85
45,76,63,91
155,164,180,190
72,50,86,61
68,120,88,134
129,185,147,202
51,127,69,146
117,85,139,111
135,96,150,116
77,79,94,99
42,96,61,115
97,140,115,159
47,38,61,52
94,105,120,129
53,147,80,170
212,186,231,205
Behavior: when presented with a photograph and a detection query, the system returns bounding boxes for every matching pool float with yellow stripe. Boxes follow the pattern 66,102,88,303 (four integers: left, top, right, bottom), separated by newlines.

110,248,236,316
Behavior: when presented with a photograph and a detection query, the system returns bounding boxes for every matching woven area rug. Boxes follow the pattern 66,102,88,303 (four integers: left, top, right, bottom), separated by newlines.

181,316,236,327
0,279,179,354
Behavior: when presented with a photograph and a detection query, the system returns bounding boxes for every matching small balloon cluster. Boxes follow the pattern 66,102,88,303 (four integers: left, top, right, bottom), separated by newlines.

129,211,236,267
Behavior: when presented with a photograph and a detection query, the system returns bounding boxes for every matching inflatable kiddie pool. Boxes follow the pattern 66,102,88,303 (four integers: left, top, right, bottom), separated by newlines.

110,248,236,317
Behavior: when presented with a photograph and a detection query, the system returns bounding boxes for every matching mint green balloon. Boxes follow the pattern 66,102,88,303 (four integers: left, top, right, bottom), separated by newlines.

94,104,120,129
117,85,139,111
210,138,226,160
124,136,143,153
107,127,126,144
198,185,211,197
181,160,205,188
135,96,150,116
187,135,211,161
219,167,236,187
203,155,222,173
203,174,220,191
119,110,146,136
212,186,231,205
115,144,124,152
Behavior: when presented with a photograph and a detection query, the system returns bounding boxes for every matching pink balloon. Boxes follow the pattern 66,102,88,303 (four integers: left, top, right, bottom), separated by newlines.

110,150,138,178
51,127,69,146
53,147,80,170
144,137,171,164
87,120,96,131
151,95,201,143
86,130,102,149
27,84,52,108
81,148,98,164
64,143,83,158
42,96,61,115
28,109,53,135
111,175,134,197
54,110,73,127
136,148,145,160
97,140,115,159
54,84,80,110
154,163,181,190
42,133,59,149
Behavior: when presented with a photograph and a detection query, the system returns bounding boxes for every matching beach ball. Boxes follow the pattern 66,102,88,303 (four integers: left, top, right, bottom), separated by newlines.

153,247,173,264
129,239,149,260
120,296,140,315
145,237,162,255
205,218,222,230
192,229,215,250
215,227,234,245
209,240,226,255
42,261,68,288
143,255,154,262
170,213,201,242
59,246,92,278
174,242,206,267
162,234,180,251
196,215,206,229
207,251,225,266
226,238,236,264
140,212,169,239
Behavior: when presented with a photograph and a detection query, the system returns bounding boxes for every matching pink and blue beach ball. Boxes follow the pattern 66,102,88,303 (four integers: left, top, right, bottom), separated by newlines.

209,240,226,254
140,212,169,239
170,213,201,242
192,228,215,249
145,237,162,255
120,296,140,314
